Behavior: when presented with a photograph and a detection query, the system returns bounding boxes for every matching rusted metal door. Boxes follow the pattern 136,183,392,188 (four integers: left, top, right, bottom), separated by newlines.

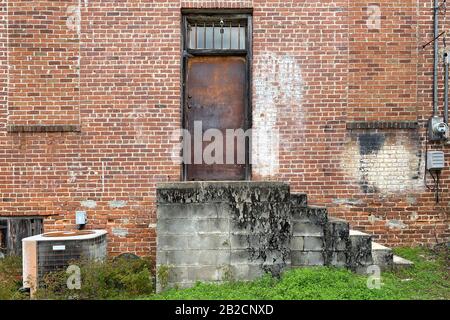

185,56,247,181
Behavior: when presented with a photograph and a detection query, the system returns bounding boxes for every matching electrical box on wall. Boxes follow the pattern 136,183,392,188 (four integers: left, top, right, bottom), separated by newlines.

75,211,87,225
427,151,445,171
428,116,449,141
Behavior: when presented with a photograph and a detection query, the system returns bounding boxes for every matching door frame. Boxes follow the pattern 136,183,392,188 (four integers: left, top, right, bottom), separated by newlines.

180,10,253,181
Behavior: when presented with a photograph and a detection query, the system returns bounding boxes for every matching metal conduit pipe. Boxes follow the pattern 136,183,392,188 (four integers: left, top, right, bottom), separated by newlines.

444,52,449,124
434,0,440,117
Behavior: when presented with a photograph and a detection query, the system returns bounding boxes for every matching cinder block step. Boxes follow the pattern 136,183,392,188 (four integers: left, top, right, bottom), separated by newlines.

323,218,350,267
291,251,324,266
326,218,349,246
371,241,393,268
290,193,307,207
291,223,324,236
348,230,373,272
325,218,349,251
291,206,328,226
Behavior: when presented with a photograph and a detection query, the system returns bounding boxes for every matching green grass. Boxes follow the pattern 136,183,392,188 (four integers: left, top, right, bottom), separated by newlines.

148,247,449,300
34,256,154,300
0,255,154,300
0,246,448,300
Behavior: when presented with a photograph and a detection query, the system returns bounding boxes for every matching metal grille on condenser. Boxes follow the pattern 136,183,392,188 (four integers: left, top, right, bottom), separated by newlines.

37,234,107,285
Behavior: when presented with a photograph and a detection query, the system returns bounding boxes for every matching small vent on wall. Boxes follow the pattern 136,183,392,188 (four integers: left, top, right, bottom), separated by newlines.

427,151,445,171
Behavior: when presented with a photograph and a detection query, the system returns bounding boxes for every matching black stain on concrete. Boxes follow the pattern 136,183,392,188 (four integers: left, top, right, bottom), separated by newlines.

157,182,292,278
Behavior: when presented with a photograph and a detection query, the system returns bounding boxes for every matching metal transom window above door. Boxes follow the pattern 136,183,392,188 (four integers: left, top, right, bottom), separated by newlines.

181,12,252,181
187,19,246,50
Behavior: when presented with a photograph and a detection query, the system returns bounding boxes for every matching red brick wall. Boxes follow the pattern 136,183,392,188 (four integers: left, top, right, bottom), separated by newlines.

0,0,6,133
8,0,80,126
348,0,418,122
0,0,448,258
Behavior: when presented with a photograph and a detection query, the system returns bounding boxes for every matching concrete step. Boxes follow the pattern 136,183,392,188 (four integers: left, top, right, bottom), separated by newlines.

371,241,393,267
349,231,414,270
349,230,369,237
393,255,414,270
349,231,394,269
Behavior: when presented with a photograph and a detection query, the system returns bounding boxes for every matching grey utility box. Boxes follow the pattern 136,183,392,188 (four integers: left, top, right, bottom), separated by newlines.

427,151,445,171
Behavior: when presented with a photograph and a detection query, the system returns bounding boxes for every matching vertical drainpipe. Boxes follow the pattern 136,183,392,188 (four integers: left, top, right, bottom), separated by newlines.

444,52,449,123
434,0,439,117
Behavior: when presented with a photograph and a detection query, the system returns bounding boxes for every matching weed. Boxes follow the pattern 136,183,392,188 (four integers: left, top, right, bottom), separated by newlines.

35,256,154,300
156,264,172,291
